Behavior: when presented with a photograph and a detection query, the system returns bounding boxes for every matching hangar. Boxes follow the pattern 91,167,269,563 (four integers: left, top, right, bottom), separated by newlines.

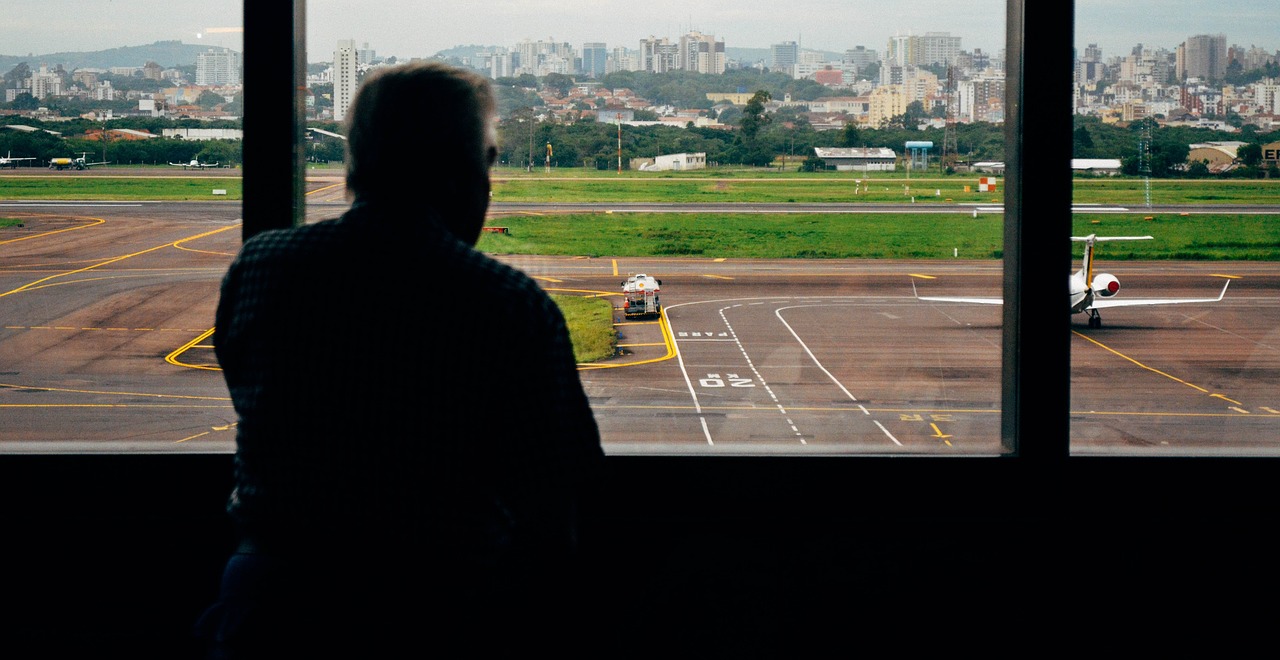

811,146,897,171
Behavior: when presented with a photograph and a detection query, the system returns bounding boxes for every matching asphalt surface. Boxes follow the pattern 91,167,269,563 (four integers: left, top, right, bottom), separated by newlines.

2,175,1278,455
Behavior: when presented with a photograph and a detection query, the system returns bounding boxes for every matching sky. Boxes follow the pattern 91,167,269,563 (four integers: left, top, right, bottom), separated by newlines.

3,1,1278,64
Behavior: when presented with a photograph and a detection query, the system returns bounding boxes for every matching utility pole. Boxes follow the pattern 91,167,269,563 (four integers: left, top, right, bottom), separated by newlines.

617,113,622,174
526,119,533,172
100,115,110,165
1139,116,1153,208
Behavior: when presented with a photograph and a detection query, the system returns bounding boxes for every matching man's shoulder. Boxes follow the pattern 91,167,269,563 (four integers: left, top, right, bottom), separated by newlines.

458,248,554,304
241,217,345,250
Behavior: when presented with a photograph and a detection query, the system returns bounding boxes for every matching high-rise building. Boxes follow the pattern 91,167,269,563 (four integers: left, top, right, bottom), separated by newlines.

771,41,799,76
333,39,359,122
679,31,725,74
886,32,961,69
514,38,576,76
30,64,63,99
842,46,878,76
608,46,640,73
1178,33,1227,82
582,42,607,78
640,37,679,73
918,32,962,67
196,48,240,85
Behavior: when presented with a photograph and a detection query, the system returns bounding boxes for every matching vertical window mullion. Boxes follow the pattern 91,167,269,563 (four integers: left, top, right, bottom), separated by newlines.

242,2,307,241
1003,0,1073,461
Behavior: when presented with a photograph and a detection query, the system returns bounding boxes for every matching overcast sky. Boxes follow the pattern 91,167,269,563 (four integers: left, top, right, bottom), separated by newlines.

4,1,1277,64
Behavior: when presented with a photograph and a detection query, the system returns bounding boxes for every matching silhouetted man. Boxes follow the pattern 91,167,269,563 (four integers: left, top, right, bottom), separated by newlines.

197,61,604,658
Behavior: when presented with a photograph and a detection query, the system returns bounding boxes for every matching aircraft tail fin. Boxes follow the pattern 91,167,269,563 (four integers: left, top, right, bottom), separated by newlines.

1071,234,1152,288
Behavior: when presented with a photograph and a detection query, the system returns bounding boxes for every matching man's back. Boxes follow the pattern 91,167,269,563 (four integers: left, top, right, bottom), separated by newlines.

198,61,604,657
211,205,603,646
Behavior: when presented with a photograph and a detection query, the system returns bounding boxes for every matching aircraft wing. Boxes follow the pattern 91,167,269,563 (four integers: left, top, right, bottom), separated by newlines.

916,295,1003,305
1089,281,1230,309
912,280,1002,305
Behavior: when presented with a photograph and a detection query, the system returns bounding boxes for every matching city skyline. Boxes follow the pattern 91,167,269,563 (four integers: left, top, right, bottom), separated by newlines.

4,1,1278,68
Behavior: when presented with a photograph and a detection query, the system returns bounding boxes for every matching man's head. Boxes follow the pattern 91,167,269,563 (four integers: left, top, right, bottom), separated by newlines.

344,61,498,244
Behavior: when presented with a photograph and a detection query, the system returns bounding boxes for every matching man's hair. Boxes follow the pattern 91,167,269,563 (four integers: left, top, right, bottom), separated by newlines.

344,61,496,201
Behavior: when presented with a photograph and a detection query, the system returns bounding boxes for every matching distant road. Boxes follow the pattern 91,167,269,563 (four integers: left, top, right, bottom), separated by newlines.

488,201,1280,215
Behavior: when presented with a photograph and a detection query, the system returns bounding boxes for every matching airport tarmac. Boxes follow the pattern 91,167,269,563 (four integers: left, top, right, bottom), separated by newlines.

2,195,1278,455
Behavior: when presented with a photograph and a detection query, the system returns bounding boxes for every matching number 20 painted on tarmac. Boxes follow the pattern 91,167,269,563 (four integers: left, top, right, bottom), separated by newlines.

700,373,754,388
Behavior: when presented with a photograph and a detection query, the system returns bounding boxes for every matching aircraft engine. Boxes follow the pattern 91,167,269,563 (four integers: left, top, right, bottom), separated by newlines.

1092,273,1120,297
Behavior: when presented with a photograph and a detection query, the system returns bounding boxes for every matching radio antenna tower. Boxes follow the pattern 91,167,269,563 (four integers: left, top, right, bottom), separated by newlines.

1138,116,1152,208
941,63,958,171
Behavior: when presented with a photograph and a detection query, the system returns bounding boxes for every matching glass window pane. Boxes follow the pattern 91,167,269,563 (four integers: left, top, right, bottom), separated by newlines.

304,1,1009,456
1070,2,1280,455
0,1,243,453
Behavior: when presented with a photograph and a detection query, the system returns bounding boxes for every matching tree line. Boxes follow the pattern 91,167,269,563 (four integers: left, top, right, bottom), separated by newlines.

0,115,241,166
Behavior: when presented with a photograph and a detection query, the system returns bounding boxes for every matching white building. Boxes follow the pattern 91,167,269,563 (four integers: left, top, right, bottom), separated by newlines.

333,39,359,122
812,147,897,171
162,127,244,141
608,47,641,73
31,65,63,99
95,81,115,101
635,152,707,172
640,37,679,73
195,49,240,85
513,39,577,77
679,31,725,75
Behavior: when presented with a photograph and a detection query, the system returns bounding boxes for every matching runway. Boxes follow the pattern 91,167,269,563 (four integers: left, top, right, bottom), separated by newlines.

1,195,1277,455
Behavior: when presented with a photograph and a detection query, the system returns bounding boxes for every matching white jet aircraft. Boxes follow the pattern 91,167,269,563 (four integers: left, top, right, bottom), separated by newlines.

169,159,220,169
913,234,1230,328
0,151,38,168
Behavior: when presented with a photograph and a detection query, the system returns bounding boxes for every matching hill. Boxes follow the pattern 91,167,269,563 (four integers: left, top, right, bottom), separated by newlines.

0,40,236,71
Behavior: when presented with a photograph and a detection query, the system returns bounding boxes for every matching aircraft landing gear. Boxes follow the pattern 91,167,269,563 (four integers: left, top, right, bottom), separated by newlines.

1087,309,1102,328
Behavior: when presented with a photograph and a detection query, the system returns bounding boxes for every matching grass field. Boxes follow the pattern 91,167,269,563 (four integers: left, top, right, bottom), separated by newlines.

0,177,243,200
4,170,1278,206
489,168,1280,206
477,212,1280,261
551,295,617,363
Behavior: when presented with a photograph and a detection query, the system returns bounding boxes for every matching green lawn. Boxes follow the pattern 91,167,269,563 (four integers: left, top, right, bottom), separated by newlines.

0,177,242,200
479,212,1280,261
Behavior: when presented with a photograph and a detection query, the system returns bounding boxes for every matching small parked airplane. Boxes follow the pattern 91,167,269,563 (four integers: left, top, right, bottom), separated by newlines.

913,234,1230,328
0,151,38,168
49,153,110,170
169,159,220,169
